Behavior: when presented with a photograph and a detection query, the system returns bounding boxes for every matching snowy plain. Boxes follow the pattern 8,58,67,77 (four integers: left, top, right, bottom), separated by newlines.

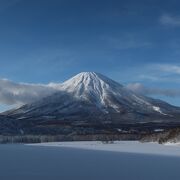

0,142,180,180
29,140,180,157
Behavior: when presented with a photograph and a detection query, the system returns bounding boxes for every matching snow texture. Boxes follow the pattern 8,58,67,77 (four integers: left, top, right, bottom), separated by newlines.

29,141,180,157
6,72,177,118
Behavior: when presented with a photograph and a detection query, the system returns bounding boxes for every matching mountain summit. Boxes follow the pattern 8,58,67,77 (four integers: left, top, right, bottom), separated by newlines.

5,72,180,125
59,72,125,112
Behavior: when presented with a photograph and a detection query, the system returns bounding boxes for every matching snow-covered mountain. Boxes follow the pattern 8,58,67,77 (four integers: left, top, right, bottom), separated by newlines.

5,72,180,125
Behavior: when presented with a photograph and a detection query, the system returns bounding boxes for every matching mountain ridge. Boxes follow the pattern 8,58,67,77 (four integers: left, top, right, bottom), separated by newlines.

4,72,180,121
0,72,180,142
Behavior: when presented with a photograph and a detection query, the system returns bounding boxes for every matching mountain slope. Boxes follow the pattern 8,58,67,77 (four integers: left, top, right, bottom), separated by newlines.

5,72,180,125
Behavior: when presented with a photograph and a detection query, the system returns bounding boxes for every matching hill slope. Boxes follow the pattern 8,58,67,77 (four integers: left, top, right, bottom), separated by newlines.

2,72,180,138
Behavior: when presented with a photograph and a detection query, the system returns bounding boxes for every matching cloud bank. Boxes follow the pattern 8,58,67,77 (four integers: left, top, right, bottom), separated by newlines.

0,79,61,105
0,76,180,107
126,83,180,97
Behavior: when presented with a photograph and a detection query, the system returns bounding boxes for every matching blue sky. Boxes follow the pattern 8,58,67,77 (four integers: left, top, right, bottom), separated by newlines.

0,0,180,110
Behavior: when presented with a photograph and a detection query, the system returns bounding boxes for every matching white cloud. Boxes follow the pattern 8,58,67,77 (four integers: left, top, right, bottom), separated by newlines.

0,79,61,105
126,83,180,97
0,68,180,108
131,64,180,83
156,64,180,74
160,14,180,26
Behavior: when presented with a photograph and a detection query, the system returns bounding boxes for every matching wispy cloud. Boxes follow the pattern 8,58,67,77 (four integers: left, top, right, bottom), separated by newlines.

156,64,180,74
126,83,180,97
0,73,180,108
133,63,180,83
0,79,62,105
160,14,180,26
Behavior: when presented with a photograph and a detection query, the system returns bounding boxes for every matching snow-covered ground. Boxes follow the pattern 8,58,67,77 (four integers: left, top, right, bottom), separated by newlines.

29,141,180,157
165,142,180,146
2,143,180,180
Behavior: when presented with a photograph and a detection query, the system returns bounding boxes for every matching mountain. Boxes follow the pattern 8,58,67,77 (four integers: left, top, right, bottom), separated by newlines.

2,72,180,140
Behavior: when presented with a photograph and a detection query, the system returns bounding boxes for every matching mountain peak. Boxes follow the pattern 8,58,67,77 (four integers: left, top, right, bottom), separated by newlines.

60,71,123,95
57,72,125,108
5,72,179,125
62,71,122,88
77,71,98,75
69,72,103,81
